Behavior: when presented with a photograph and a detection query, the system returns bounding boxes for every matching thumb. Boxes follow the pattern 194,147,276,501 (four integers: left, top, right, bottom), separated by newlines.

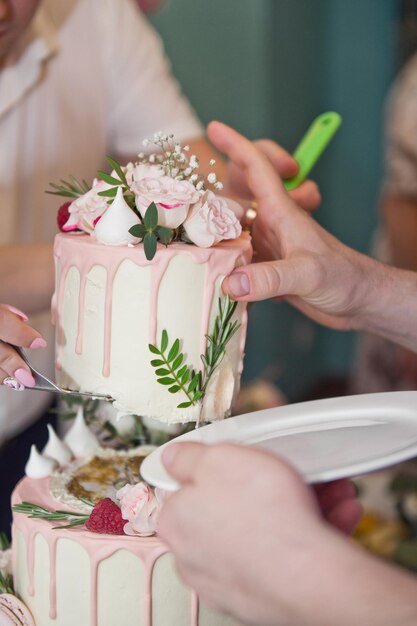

223,258,312,302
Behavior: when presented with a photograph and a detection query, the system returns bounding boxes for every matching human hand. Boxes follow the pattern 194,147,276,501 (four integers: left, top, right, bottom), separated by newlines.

225,137,321,215
0,304,46,390
314,479,362,535
158,442,355,626
208,121,380,332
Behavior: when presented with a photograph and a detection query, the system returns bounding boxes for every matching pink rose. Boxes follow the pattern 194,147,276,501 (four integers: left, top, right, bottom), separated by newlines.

183,191,242,248
132,176,201,228
116,482,160,537
64,179,111,234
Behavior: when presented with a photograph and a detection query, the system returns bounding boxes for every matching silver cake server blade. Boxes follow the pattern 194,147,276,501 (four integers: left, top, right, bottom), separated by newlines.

12,346,113,401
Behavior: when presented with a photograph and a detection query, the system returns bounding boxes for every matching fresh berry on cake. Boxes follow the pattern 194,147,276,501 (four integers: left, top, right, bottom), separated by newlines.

49,134,252,424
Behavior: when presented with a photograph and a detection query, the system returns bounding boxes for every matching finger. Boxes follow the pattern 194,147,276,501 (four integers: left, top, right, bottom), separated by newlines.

162,442,208,486
208,121,290,210
254,138,299,179
290,181,321,212
0,307,46,348
222,255,319,302
0,304,28,322
0,341,35,387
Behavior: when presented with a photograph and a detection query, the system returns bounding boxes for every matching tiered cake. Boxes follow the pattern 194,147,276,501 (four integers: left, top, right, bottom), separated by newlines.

5,135,251,625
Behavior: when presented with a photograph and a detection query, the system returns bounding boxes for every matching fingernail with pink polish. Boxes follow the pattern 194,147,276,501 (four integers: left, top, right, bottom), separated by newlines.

0,304,28,322
227,272,250,297
30,337,47,349
14,368,35,388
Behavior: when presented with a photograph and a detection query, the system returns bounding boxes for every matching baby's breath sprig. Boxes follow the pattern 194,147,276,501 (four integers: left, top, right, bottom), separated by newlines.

139,131,223,192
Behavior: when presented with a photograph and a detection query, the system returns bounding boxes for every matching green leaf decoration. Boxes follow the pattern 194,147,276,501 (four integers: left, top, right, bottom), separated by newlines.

98,187,118,198
148,296,241,415
156,226,174,246
13,501,89,528
46,176,90,199
161,330,168,352
144,233,158,260
168,339,180,362
97,171,122,186
149,332,199,407
144,202,158,230
129,224,147,239
105,156,128,187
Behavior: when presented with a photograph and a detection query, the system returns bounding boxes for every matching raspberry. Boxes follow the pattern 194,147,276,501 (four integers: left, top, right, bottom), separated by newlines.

86,498,126,535
57,202,72,231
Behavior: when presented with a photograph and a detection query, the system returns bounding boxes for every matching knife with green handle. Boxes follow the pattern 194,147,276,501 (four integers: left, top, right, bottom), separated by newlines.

283,111,342,191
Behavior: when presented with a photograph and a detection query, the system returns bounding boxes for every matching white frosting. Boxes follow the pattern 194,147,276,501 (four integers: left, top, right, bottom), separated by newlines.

25,445,56,479
64,406,100,459
42,424,72,466
94,186,141,245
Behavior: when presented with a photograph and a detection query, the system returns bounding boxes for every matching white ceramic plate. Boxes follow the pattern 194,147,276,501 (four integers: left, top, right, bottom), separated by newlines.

140,391,417,490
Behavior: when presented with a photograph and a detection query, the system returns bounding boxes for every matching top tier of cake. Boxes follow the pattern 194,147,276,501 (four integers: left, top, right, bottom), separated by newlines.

52,232,252,423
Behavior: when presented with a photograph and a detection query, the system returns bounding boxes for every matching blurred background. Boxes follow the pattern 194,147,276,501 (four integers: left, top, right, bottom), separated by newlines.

150,0,401,401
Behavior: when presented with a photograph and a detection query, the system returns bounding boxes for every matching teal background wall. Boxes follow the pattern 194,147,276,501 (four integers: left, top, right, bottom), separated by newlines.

151,0,398,400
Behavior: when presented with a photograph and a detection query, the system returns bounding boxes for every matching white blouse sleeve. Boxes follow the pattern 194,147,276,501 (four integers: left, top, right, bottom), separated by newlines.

101,0,203,155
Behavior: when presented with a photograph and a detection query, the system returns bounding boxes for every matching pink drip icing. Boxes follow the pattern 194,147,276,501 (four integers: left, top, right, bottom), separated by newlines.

52,234,252,387
12,478,171,626
48,534,58,619
191,591,199,626
75,273,88,355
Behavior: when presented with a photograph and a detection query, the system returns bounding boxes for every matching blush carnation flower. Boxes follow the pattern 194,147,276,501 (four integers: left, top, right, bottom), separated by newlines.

183,191,242,248
116,482,161,537
63,179,111,234
132,175,201,228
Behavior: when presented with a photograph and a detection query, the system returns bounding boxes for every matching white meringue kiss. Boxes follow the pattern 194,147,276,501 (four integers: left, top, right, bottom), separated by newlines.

25,445,56,479
64,406,99,459
42,424,72,466
94,186,141,245
133,176,200,229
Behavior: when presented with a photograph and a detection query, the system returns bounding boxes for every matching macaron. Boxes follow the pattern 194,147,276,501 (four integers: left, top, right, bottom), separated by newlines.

0,594,34,626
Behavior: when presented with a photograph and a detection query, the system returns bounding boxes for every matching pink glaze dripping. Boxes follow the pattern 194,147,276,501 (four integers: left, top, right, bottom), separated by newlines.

191,591,199,626
53,234,252,385
13,478,177,626
48,534,58,619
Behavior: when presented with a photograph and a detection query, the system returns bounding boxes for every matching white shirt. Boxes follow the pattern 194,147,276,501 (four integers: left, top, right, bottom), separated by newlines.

0,0,202,444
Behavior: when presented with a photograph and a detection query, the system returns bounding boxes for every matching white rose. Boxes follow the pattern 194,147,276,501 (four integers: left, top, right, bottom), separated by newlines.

64,179,111,234
183,191,242,248
132,176,201,229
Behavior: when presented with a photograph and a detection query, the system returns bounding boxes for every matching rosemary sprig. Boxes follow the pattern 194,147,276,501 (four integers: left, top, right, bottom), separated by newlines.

149,296,240,409
13,502,90,530
46,176,90,199
200,296,240,393
0,532,10,551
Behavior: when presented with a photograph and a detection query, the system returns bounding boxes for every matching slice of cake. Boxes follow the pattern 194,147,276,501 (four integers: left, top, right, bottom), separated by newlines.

10,418,241,626
51,134,252,423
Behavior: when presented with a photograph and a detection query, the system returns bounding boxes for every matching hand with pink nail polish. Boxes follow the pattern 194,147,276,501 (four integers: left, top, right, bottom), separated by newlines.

0,304,46,388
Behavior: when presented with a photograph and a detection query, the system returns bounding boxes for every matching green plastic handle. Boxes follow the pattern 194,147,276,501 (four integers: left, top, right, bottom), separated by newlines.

283,112,342,191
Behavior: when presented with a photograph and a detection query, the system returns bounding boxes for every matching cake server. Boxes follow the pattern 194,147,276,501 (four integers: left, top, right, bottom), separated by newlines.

10,346,112,400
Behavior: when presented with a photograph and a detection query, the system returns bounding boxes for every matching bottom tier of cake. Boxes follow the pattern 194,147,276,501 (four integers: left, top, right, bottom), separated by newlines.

12,478,240,626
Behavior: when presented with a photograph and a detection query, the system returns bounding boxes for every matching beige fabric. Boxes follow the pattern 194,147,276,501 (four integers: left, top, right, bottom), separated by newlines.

0,0,202,444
